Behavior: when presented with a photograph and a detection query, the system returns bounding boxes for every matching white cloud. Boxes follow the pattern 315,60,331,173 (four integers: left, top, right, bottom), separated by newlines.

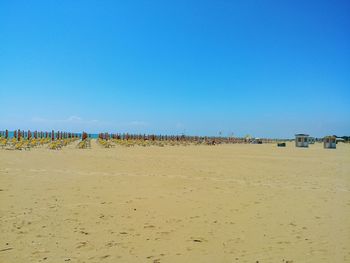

30,116,96,124
66,116,82,122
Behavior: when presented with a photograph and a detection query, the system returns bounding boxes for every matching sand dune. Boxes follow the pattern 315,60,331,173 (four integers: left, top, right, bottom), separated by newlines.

0,141,349,262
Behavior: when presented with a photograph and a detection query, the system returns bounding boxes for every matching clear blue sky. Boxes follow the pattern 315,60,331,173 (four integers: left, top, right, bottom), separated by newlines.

0,0,349,138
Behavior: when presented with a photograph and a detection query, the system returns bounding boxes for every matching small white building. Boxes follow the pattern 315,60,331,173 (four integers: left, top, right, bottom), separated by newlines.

308,137,315,144
295,134,309,147
324,136,336,149
336,138,345,143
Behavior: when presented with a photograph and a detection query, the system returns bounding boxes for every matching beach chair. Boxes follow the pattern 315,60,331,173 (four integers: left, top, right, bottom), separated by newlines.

0,139,7,148
14,141,24,150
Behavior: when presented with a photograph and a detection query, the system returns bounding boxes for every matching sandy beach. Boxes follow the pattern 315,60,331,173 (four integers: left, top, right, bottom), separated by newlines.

0,141,349,263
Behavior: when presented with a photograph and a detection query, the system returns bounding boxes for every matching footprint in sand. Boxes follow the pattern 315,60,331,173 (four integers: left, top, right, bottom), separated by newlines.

105,241,118,247
76,241,88,249
190,237,206,243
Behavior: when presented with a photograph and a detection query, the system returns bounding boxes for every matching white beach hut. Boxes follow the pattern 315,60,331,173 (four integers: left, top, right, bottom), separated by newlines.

308,137,315,144
323,136,336,149
295,134,309,147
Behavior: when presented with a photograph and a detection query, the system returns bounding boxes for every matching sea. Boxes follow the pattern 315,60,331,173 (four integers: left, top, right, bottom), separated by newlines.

0,131,99,139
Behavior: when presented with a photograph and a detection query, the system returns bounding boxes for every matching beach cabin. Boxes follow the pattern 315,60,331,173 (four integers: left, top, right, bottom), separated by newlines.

308,137,315,144
252,138,262,144
336,137,345,143
323,136,336,149
295,134,309,147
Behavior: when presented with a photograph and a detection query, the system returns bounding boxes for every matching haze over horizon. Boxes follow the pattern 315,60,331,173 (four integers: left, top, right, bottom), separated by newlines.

1,1,349,138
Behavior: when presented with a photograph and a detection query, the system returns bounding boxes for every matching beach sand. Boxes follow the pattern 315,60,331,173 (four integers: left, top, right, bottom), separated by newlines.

0,141,349,263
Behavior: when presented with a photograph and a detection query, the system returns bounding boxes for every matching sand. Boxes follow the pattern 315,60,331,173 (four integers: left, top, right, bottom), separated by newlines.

0,141,349,263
